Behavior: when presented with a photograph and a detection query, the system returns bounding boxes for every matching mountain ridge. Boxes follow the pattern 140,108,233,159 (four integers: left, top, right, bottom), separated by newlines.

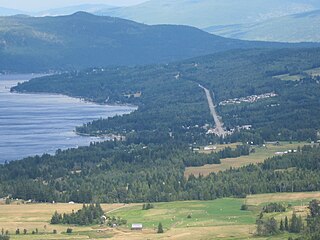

205,9,320,42
1,12,319,72
97,0,320,28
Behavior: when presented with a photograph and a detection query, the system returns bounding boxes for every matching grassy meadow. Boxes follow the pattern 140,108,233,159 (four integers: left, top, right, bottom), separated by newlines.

0,192,319,239
273,66,320,81
273,73,304,81
185,141,309,177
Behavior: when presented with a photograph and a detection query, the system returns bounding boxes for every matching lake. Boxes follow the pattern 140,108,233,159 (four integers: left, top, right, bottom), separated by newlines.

0,74,135,163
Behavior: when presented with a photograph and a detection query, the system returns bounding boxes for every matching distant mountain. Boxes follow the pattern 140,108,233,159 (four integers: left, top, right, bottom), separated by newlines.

98,0,320,28
0,12,319,73
205,9,320,42
0,7,26,16
35,4,116,17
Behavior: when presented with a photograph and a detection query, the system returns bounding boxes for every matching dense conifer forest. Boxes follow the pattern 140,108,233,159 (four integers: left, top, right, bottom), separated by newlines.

2,48,320,203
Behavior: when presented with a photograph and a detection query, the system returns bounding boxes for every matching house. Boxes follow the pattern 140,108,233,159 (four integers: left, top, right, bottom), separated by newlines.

100,215,107,223
192,147,200,152
204,146,217,151
131,223,143,231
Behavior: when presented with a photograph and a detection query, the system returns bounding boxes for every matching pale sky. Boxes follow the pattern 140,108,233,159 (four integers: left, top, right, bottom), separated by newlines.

0,0,147,12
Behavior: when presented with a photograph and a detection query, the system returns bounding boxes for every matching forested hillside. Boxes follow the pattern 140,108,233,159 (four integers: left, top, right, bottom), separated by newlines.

0,12,319,72
3,47,320,203
13,48,320,142
0,130,319,203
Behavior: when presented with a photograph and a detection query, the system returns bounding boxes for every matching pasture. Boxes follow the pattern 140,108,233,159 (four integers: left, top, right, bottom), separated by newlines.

273,73,304,81
0,192,319,239
185,141,309,177
273,66,320,81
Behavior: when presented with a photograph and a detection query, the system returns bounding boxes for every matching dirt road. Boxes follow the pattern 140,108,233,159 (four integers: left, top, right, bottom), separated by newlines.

199,84,226,137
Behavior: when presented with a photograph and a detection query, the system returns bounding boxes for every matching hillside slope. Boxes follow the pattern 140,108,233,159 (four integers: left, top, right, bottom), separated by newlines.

35,4,115,17
99,0,320,28
0,12,242,72
0,12,317,72
0,7,26,16
206,9,320,42
4,48,320,204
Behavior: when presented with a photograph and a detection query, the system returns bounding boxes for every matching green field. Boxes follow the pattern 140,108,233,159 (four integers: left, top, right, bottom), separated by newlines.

273,73,304,81
1,192,319,239
273,66,320,81
305,67,320,77
185,142,309,177
113,199,255,229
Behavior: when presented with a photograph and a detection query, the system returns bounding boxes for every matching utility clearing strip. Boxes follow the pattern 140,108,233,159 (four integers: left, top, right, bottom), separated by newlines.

199,84,226,137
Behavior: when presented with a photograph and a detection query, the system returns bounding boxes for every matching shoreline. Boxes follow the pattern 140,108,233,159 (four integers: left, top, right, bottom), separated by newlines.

11,89,138,109
75,131,126,140
1,75,135,162
5,72,138,109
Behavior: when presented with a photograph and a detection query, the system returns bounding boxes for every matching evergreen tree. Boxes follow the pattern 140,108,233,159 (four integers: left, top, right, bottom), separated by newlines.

51,211,62,224
265,217,278,235
259,212,263,219
157,223,164,233
285,216,289,231
290,213,303,233
51,204,105,225
309,200,320,218
280,219,284,231
256,217,278,236
0,236,9,240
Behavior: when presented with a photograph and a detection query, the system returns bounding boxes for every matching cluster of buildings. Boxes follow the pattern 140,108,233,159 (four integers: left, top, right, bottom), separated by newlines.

206,125,252,136
219,92,277,106
275,149,298,155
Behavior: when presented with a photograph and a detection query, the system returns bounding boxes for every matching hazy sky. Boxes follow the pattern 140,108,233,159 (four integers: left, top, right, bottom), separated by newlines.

0,0,147,11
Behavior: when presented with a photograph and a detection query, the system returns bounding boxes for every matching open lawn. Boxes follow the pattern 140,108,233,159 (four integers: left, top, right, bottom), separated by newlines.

273,73,304,81
1,192,320,239
112,198,255,229
305,67,320,77
185,142,310,177
273,67,320,81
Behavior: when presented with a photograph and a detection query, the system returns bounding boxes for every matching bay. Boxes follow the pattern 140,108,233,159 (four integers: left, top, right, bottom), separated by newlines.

0,74,135,162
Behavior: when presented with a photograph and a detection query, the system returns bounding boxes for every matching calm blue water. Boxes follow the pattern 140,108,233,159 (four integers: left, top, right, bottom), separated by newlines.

0,74,135,162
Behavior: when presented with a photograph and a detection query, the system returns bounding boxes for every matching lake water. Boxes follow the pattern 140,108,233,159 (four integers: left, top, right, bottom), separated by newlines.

0,74,135,163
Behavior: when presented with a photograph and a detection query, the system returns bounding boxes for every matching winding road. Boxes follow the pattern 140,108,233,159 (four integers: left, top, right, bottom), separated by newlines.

199,84,226,137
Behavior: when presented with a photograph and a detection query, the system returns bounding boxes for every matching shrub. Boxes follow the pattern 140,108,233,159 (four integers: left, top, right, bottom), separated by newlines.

263,203,286,213
142,203,154,210
241,204,249,211
157,223,164,234
0,235,10,240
